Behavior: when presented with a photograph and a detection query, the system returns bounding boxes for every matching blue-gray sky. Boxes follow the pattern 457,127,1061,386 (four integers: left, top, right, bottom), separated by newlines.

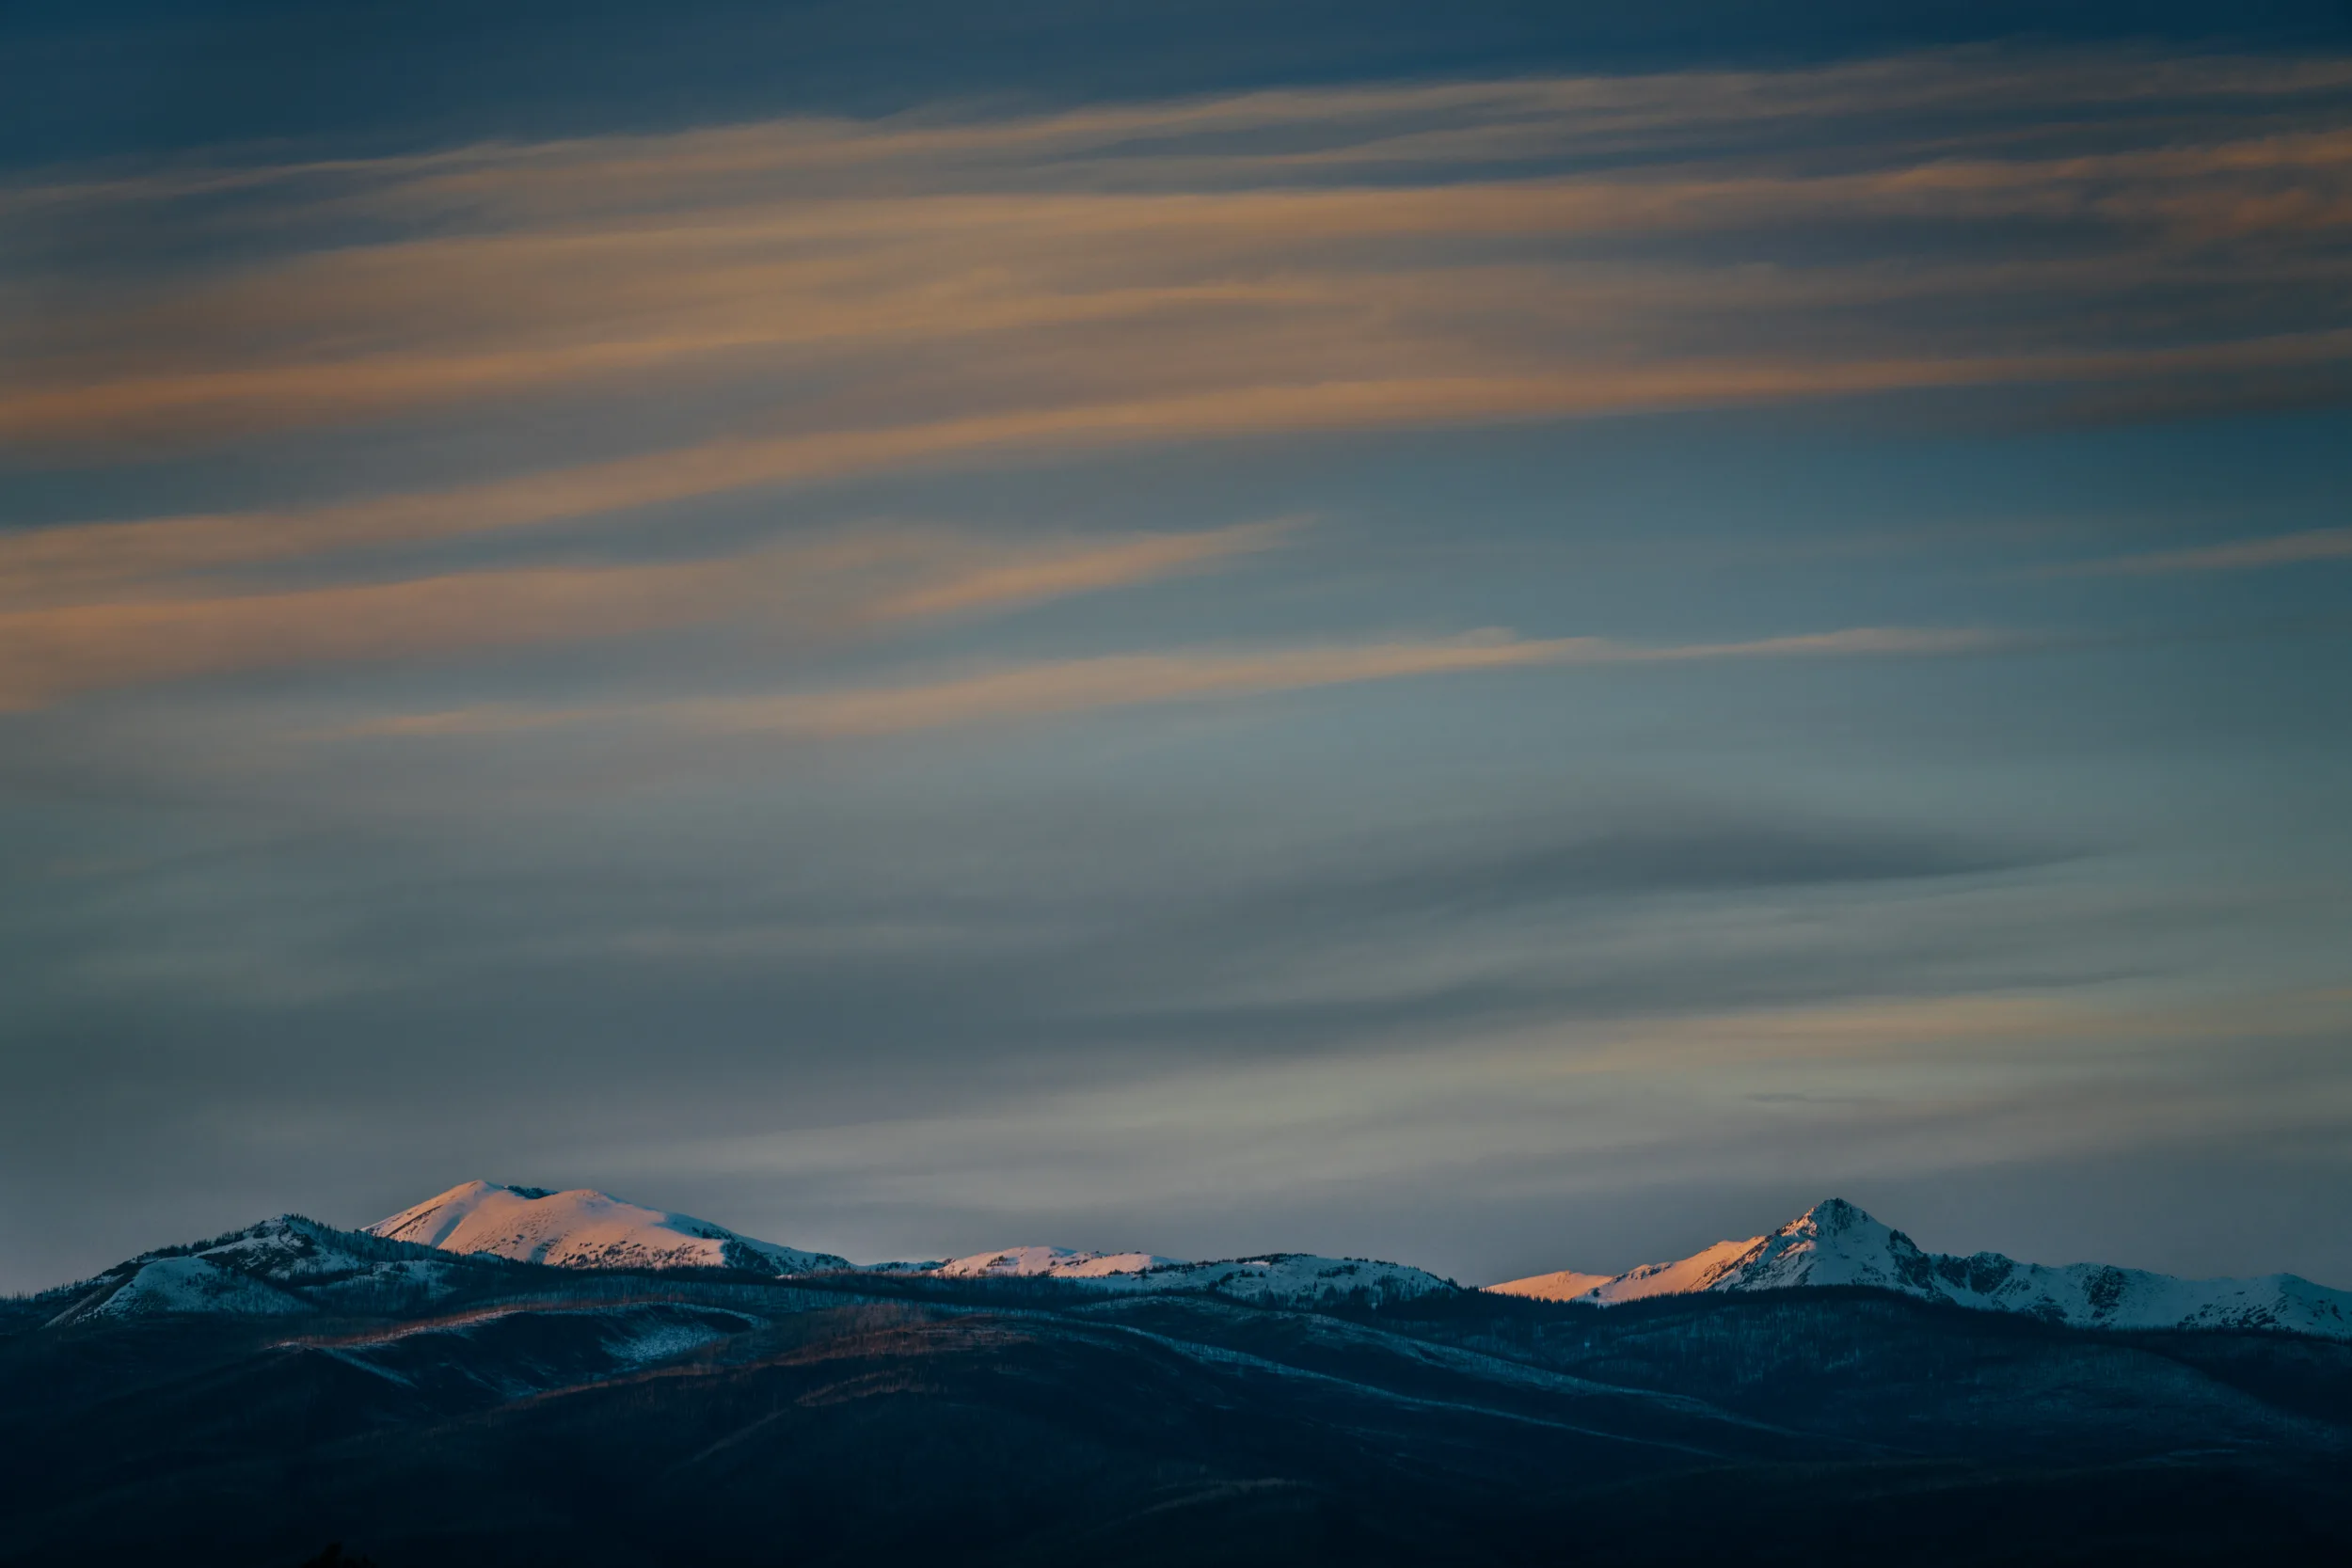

3,1,2350,1295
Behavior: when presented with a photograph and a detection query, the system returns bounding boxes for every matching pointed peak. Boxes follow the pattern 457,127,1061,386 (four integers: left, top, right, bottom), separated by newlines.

1788,1197,1882,1233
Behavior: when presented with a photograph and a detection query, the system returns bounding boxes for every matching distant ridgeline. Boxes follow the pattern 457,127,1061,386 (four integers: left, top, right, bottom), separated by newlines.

32,1180,2342,1338
6,1182,2349,1566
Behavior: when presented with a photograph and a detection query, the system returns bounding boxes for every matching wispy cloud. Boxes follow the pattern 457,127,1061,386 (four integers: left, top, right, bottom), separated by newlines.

2081,526,2352,574
14,140,2351,446
21,324,2349,621
342,626,2003,739
18,47,2352,453
630,985,2352,1223
0,521,1289,708
5,45,2346,654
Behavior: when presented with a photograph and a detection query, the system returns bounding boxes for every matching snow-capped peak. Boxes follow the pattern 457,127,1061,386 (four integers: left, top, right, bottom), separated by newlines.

1709,1196,1941,1294
1484,1197,2352,1339
363,1180,850,1275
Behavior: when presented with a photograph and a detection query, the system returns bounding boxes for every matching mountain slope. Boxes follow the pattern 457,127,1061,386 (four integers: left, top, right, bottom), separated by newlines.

1480,1268,1613,1303
37,1215,481,1328
363,1180,851,1274
1116,1253,1458,1306
1487,1198,2352,1338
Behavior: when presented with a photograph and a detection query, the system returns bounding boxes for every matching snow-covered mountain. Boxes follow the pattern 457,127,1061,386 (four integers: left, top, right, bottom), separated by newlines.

39,1215,471,1328
929,1244,1180,1279
1113,1253,1457,1307
916,1246,1456,1307
1487,1197,2352,1338
40,1181,860,1326
364,1180,851,1274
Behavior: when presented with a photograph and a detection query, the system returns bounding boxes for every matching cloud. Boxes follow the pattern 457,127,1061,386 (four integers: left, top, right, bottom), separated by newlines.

9,47,2350,459
340,625,2002,739
0,521,1288,708
871,516,1297,617
24,321,2349,615
1227,818,2061,921
16,151,2351,446
2082,526,2352,574
11,385,1571,608
583,986,2352,1239
6,43,2347,664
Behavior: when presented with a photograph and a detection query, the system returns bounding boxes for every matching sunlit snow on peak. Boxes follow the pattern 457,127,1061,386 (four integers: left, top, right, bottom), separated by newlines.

363,1180,850,1275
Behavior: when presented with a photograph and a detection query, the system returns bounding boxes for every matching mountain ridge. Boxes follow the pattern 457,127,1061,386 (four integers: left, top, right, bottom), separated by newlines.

1486,1196,2352,1338
355,1181,1460,1308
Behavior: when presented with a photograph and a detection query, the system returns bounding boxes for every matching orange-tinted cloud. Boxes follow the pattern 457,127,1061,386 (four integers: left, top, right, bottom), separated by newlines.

342,625,2002,740
2,47,2341,712
0,522,1288,709
23,322,2349,619
8,48,2349,458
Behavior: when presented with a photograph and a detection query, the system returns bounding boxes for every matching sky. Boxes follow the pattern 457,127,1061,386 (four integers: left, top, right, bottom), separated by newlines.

3,0,2350,1296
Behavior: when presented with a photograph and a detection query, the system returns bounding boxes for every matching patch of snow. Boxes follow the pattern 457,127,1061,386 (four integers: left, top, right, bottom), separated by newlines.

1486,1239,1764,1306
1482,1269,1615,1304
1586,1238,1764,1304
600,1313,744,1369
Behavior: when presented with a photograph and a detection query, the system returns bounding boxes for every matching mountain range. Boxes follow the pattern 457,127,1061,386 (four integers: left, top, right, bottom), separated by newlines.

41,1177,2341,1338
7,1180,2350,1566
